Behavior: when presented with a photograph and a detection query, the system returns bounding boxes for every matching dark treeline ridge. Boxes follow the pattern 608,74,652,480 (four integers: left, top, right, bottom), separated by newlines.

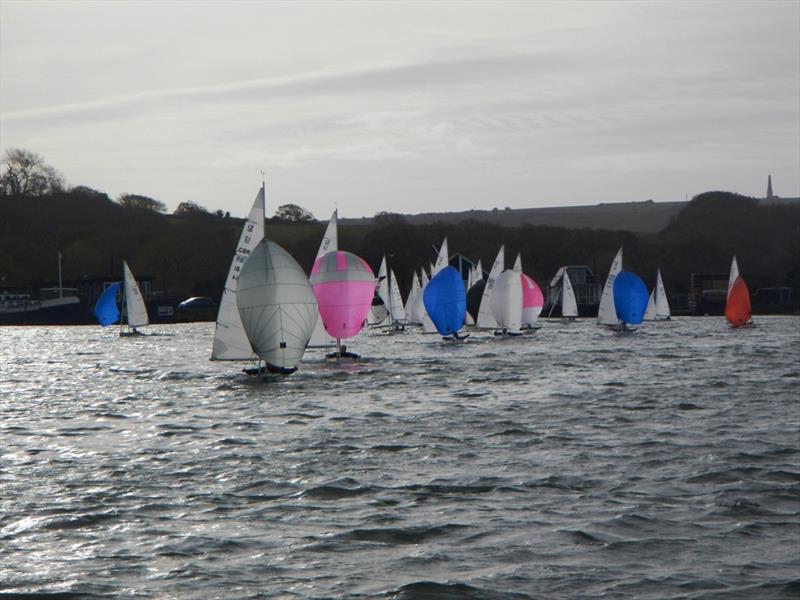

1,187,799,303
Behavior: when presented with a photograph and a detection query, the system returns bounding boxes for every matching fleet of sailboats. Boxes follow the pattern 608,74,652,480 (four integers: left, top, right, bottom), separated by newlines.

88,178,765,377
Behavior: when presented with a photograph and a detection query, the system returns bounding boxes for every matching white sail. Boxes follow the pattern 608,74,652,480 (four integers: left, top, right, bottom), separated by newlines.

211,188,264,360
432,237,449,276
644,290,657,321
413,270,429,325
513,253,522,273
476,245,504,328
376,256,389,308
388,268,406,323
561,268,579,318
727,256,740,299
307,210,338,347
236,239,318,370
597,247,623,326
491,269,523,333
121,260,149,329
404,272,421,323
655,269,671,319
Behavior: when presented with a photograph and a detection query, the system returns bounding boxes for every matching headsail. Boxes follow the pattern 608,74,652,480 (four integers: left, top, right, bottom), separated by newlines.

423,266,466,336
613,271,649,326
211,187,264,361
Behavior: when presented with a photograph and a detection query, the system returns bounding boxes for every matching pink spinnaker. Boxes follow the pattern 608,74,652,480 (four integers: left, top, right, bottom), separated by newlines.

310,250,375,339
521,273,544,324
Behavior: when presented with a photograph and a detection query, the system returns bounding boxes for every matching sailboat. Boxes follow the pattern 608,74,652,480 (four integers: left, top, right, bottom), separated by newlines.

612,271,649,331
490,269,523,336
404,271,422,324
597,247,624,330
421,238,450,334
119,260,149,336
725,256,755,328
423,265,468,342
548,267,579,321
211,187,265,361
310,250,375,359
644,269,671,321
514,253,544,330
375,255,407,331
476,245,504,329
236,238,319,375
307,210,338,348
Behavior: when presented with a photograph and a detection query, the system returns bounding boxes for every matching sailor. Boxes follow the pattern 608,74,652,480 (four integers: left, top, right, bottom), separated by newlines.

326,344,360,359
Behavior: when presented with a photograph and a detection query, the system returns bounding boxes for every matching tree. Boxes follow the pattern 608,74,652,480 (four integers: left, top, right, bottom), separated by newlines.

374,211,408,226
119,193,167,213
0,148,65,196
274,203,315,222
174,201,210,216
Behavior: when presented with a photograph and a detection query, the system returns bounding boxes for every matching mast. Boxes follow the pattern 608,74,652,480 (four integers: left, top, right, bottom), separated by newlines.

57,251,63,299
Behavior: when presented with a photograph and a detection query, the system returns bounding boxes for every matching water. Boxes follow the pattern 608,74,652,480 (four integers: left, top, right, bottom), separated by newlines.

1,317,798,599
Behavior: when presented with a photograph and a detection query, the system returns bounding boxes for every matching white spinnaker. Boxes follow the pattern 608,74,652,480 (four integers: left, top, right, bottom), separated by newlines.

561,269,579,318
727,256,740,299
597,247,623,326
236,239,318,369
307,210,338,347
211,188,264,360
491,269,523,333
655,269,671,319
476,245,504,328
122,260,149,328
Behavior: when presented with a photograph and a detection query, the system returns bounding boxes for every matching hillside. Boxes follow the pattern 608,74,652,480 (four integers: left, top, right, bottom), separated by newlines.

342,199,688,234
1,189,798,310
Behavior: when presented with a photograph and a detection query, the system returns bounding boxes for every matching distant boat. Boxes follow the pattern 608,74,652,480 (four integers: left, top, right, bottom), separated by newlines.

644,269,671,321
423,265,468,342
597,247,624,330
310,250,375,359
476,244,504,329
514,253,544,329
547,267,579,321
491,269,523,336
725,256,754,328
119,260,150,336
211,187,265,361
236,238,319,375
375,255,407,331
422,238,450,334
307,210,338,348
612,271,649,332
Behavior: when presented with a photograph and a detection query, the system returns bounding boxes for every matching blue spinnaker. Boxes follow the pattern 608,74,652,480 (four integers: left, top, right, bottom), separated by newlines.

423,266,466,336
94,282,121,326
613,271,649,325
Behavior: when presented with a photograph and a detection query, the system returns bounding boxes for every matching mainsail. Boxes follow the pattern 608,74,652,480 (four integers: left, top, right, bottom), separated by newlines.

211,187,265,361
122,260,149,329
476,245,504,328
307,210,338,347
597,247,623,327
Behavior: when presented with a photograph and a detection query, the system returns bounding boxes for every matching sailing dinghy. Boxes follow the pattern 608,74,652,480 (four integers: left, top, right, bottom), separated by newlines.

119,260,149,336
310,250,375,359
725,256,755,328
644,269,671,321
423,266,468,342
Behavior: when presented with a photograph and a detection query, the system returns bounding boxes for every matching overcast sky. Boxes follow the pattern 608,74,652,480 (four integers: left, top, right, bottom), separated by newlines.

1,1,798,219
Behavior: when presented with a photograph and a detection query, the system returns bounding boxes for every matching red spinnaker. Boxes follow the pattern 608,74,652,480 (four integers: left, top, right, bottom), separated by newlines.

725,276,751,327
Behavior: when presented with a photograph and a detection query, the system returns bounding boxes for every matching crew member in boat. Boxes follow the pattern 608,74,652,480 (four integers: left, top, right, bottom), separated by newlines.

326,344,360,359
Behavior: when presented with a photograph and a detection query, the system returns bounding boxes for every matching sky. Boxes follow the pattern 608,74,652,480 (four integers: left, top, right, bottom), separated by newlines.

1,1,798,219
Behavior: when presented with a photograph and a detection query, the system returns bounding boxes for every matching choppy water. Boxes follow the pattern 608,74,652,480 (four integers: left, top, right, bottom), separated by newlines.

1,317,799,599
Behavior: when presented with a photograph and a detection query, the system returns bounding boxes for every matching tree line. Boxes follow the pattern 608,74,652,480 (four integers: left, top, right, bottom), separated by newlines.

1,148,799,306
